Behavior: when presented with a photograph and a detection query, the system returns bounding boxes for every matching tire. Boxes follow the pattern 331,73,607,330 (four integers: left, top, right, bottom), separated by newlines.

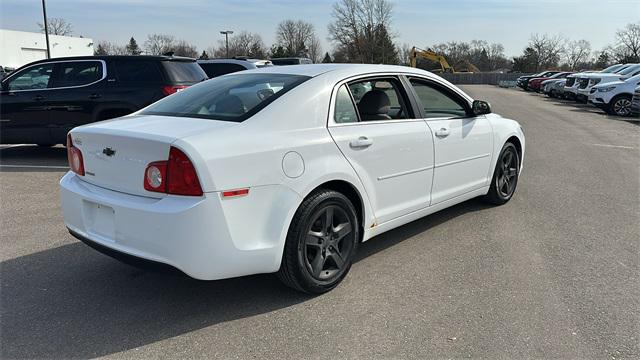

484,142,520,205
549,90,557,98
606,95,633,117
277,189,359,294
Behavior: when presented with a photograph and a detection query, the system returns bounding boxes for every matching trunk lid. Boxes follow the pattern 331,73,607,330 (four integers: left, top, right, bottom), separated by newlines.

70,115,235,197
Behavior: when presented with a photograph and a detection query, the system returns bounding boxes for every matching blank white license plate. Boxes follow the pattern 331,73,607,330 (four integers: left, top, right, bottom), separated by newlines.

84,201,115,241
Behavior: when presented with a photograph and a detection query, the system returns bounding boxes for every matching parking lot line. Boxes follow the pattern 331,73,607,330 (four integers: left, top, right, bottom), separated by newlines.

591,143,637,150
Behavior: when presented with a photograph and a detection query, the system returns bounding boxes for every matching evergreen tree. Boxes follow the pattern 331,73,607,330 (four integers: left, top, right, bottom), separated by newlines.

594,51,611,69
94,43,107,55
269,45,290,58
199,50,209,60
322,52,332,63
125,37,141,55
512,47,538,73
371,24,399,64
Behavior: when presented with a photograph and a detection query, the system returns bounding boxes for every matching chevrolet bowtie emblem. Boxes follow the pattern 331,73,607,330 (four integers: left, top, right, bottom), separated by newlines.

102,147,116,157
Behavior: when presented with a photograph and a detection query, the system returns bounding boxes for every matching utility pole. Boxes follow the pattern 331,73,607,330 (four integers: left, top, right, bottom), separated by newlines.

220,30,233,58
42,0,51,58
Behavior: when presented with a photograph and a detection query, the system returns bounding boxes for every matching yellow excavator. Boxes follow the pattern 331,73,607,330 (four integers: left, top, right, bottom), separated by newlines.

409,46,480,73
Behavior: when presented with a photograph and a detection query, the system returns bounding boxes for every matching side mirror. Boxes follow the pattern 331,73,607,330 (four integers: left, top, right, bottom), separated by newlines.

472,100,491,115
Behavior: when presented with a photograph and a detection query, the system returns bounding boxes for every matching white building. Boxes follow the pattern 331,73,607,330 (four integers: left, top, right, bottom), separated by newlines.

0,29,94,69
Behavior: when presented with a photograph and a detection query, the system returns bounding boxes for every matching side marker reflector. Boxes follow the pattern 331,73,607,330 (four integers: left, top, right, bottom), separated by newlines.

222,188,250,198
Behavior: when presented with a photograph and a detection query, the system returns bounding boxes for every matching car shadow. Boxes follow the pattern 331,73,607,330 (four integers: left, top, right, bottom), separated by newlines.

0,145,68,171
0,198,490,359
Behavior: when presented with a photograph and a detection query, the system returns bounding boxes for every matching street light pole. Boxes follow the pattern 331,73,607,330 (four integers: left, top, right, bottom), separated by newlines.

220,30,233,58
41,0,51,58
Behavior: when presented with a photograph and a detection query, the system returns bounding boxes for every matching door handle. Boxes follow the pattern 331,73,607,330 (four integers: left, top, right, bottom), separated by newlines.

349,136,373,149
33,95,45,101
89,93,101,99
435,127,450,138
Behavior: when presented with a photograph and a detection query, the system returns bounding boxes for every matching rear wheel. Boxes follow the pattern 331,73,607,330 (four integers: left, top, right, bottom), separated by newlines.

484,142,519,205
607,95,632,117
278,189,359,294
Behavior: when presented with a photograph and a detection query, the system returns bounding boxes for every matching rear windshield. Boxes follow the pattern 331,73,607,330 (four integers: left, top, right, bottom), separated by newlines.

140,73,310,122
198,62,247,78
162,61,208,83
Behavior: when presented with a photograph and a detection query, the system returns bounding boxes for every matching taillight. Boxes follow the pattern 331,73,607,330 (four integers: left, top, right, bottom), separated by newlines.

143,146,203,196
66,134,85,176
144,161,167,192
161,85,188,96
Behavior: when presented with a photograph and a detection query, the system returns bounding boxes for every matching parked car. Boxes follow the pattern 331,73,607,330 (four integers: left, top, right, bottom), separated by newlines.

542,78,567,97
589,74,640,116
529,72,571,92
576,64,640,102
563,63,627,100
271,57,313,65
632,86,640,117
0,55,207,146
516,71,560,91
197,58,273,78
60,64,525,294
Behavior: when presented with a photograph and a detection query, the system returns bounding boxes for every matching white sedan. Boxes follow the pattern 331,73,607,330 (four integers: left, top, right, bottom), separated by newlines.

60,64,525,293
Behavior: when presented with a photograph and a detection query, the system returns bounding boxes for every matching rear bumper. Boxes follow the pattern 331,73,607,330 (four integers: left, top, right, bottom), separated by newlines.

60,172,300,280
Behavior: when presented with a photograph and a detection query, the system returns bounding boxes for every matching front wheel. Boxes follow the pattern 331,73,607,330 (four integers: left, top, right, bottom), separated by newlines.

278,189,359,294
607,95,632,117
484,142,520,205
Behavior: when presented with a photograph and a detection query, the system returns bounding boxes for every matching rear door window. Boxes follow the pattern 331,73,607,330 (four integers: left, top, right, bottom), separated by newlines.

114,60,163,83
334,84,359,124
347,77,412,121
162,61,207,83
53,61,103,87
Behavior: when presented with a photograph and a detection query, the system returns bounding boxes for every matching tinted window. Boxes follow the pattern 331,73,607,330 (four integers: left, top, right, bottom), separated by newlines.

198,63,247,78
114,60,163,82
347,78,410,121
334,85,359,124
5,63,54,91
54,61,102,87
162,61,207,83
141,73,309,122
409,79,467,118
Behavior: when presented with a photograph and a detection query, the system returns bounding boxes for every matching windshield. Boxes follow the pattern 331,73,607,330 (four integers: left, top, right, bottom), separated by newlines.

141,73,310,122
602,64,624,73
616,65,640,75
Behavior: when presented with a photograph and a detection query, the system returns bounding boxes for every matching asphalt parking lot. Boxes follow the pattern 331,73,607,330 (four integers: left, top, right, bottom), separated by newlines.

1,85,638,359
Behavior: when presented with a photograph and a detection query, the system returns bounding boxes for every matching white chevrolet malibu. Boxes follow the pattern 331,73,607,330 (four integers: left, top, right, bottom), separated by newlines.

60,64,525,293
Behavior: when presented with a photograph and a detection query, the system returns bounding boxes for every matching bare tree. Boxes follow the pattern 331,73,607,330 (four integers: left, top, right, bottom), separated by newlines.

144,34,175,55
37,17,73,36
563,39,591,70
94,41,127,55
210,31,267,58
173,40,198,58
613,23,640,62
308,36,323,63
328,0,395,63
276,20,316,57
528,33,566,70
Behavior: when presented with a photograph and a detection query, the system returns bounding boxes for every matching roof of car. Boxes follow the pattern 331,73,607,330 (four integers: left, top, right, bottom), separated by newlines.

239,63,437,79
26,55,196,64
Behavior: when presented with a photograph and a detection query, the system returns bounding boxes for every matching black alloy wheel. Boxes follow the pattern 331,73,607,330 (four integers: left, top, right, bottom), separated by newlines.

278,189,359,294
484,142,520,205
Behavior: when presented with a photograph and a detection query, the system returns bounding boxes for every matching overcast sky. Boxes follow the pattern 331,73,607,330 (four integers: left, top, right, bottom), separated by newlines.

1,0,638,57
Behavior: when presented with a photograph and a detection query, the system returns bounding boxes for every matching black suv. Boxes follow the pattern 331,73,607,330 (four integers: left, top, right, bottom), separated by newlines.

0,55,207,145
